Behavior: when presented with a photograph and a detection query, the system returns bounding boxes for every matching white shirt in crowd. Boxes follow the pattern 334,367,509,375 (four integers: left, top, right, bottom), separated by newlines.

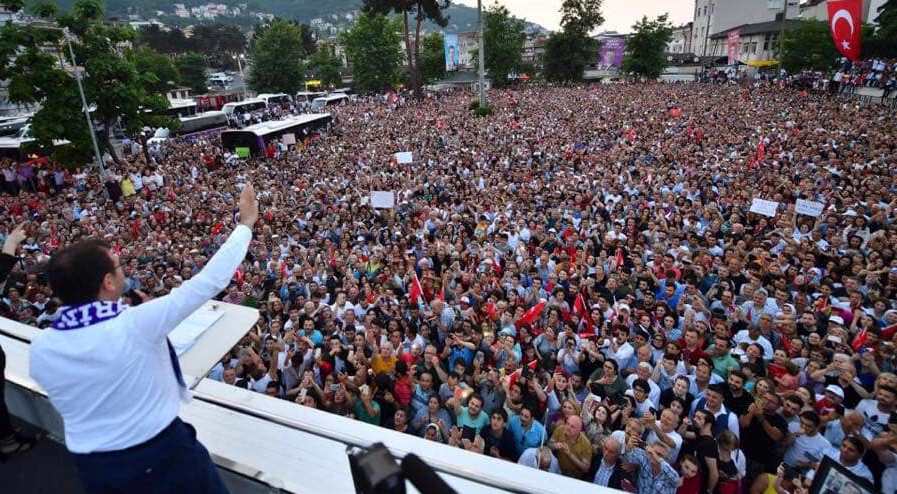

30,225,252,453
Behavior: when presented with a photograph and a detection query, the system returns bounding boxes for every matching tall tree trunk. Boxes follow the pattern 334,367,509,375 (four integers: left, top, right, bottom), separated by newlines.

413,5,424,100
402,10,416,94
138,132,151,165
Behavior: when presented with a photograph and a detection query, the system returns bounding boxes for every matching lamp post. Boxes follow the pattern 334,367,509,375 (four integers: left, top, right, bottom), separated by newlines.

63,28,106,181
477,0,486,109
30,22,107,181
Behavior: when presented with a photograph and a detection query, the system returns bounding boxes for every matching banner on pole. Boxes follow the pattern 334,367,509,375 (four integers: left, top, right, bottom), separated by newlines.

444,33,460,71
282,133,296,145
727,30,741,65
598,37,626,68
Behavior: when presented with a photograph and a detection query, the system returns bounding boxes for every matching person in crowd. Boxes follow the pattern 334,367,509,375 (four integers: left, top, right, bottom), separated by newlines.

3,76,897,488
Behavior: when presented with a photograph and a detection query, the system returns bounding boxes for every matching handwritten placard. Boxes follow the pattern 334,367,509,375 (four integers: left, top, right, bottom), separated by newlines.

370,191,395,209
749,198,779,217
795,199,824,217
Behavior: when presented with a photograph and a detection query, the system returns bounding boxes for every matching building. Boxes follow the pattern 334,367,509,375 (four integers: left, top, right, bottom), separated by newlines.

668,23,694,54
799,0,888,24
692,0,800,57
707,19,802,64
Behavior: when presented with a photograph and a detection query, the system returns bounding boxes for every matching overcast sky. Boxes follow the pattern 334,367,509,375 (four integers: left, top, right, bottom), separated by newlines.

454,0,695,34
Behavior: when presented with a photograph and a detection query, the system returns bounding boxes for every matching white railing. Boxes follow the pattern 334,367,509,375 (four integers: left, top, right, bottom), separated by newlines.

1,309,619,494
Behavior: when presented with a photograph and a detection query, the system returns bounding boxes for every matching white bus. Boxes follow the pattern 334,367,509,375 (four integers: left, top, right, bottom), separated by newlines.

149,110,229,144
163,99,198,118
295,91,326,104
221,99,267,124
310,93,349,112
256,93,293,107
219,113,332,156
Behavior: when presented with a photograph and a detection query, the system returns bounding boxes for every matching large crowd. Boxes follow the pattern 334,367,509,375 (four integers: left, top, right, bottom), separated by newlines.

2,77,897,494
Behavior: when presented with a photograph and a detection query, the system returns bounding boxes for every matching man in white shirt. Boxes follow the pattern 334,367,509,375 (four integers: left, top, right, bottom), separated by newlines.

30,182,258,494
644,408,683,462
783,411,830,468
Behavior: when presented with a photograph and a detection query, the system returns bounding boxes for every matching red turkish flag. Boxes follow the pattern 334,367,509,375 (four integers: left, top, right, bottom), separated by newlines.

573,293,594,335
882,323,897,341
515,300,546,329
408,272,423,304
828,0,862,61
851,327,868,351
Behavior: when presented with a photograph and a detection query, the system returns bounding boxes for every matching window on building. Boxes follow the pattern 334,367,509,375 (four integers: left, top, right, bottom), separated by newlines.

703,6,707,16
763,34,771,51
752,41,758,54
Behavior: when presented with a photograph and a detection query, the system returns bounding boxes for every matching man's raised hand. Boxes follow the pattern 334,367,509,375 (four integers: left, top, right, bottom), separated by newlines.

239,183,259,228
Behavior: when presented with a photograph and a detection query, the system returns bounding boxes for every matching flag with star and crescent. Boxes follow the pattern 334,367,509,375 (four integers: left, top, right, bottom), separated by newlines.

827,0,863,61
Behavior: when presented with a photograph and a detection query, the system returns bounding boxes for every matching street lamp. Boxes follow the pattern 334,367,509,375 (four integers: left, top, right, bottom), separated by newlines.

477,0,486,109
233,53,245,79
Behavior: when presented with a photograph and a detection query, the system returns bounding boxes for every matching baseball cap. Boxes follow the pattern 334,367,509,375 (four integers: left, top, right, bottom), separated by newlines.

824,385,845,399
828,315,845,326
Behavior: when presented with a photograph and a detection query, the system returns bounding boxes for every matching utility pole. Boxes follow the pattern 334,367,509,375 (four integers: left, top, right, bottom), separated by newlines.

778,0,789,59
477,0,486,109
64,29,106,181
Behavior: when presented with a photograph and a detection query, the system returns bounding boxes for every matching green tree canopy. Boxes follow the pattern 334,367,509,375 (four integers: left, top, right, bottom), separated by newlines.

0,0,175,166
479,3,525,87
175,52,208,94
307,46,343,88
247,18,307,95
560,0,604,35
780,20,840,73
128,46,179,93
419,32,445,83
543,30,597,82
363,0,451,99
621,14,673,81
543,0,602,82
340,12,403,93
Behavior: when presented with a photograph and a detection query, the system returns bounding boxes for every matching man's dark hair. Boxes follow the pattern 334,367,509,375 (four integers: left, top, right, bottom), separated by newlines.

633,378,650,393
785,394,805,408
492,408,508,422
48,238,114,305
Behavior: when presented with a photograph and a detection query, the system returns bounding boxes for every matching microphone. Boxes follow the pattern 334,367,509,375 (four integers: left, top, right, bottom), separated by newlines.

400,453,457,494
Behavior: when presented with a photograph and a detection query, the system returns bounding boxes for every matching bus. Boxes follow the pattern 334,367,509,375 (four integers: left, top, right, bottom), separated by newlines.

163,99,198,118
148,110,228,144
295,91,326,104
0,124,69,161
0,114,31,137
256,93,293,107
220,113,332,156
310,93,349,112
221,99,267,124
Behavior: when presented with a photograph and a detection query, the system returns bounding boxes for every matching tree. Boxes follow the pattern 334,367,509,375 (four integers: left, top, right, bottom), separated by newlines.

129,46,179,93
780,20,839,73
869,0,897,57
248,18,306,95
363,0,451,99
0,0,175,167
475,3,525,87
175,52,208,94
543,0,602,82
341,12,404,93
560,0,604,35
307,46,343,89
621,14,673,81
419,32,445,83
543,30,598,82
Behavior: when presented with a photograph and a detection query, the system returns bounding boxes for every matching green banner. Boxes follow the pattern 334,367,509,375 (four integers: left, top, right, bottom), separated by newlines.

235,147,250,158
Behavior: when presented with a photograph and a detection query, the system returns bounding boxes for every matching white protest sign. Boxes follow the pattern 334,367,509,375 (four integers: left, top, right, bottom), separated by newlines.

795,199,824,217
749,198,779,217
395,151,413,164
282,133,296,145
370,191,395,209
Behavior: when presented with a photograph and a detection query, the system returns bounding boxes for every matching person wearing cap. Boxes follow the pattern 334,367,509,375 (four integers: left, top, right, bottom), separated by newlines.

816,384,845,417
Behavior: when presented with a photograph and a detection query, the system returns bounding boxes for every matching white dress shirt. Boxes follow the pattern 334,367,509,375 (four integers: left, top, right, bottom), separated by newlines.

30,225,251,453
